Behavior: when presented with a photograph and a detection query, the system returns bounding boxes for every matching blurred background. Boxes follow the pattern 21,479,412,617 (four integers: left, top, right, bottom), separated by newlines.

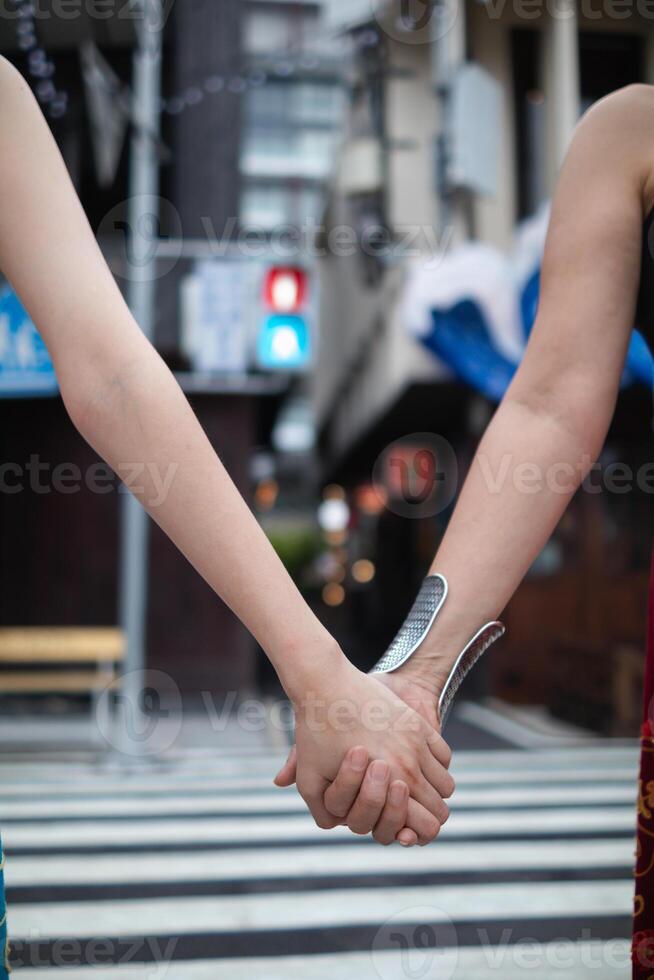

0,0,652,976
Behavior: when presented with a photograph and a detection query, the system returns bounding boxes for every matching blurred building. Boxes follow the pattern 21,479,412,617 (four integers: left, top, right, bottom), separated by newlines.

240,0,344,229
0,0,344,700
313,0,654,731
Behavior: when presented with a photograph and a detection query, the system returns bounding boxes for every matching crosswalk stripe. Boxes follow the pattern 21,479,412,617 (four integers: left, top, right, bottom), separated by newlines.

3,838,634,888
7,941,634,980
0,765,638,799
5,879,634,939
0,781,637,821
0,744,639,779
0,804,637,852
0,738,637,976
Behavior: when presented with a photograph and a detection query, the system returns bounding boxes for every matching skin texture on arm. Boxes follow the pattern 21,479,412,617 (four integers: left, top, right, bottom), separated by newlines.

278,83,654,837
0,56,453,842
397,83,652,699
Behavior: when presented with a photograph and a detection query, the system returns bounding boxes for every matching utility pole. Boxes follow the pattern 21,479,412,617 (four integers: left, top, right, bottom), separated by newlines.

431,0,467,240
117,0,163,756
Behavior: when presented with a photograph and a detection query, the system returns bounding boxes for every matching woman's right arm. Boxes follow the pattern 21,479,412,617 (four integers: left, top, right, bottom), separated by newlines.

386,84,654,700
277,84,654,831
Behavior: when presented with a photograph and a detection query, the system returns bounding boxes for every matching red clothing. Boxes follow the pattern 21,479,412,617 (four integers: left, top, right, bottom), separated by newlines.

633,554,654,977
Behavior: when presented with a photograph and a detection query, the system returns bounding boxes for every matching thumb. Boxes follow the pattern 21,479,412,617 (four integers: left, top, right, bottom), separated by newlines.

274,744,298,787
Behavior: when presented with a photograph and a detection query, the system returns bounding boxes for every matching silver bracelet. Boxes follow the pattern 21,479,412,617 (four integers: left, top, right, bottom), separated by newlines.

370,573,505,729
369,574,448,674
437,619,505,728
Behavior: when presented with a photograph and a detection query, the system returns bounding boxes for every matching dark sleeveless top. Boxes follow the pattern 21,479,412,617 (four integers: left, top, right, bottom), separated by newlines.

636,208,654,348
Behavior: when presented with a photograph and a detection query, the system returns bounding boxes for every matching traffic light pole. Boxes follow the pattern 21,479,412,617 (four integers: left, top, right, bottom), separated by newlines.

116,0,163,757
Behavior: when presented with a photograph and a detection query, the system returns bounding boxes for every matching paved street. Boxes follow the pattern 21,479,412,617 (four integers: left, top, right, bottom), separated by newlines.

0,706,638,979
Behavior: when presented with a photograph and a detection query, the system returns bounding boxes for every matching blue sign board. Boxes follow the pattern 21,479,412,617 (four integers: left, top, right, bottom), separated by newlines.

0,286,58,397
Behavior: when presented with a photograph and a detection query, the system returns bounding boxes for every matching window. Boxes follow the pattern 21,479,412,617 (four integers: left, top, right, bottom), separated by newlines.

241,126,337,179
240,182,324,229
240,185,291,228
243,9,294,55
243,4,321,56
245,82,344,128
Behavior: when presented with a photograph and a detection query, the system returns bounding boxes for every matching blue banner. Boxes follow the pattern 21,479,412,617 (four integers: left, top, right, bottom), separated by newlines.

0,286,58,397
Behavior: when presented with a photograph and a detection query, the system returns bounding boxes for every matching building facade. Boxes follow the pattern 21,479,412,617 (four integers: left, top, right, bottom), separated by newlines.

314,0,654,729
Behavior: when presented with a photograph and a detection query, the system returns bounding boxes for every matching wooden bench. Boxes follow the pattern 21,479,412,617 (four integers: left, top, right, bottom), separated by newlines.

0,627,125,738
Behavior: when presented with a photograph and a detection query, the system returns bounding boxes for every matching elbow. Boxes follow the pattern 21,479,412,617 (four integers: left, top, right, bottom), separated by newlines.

55,350,132,450
54,320,154,445
57,368,103,448
506,370,617,461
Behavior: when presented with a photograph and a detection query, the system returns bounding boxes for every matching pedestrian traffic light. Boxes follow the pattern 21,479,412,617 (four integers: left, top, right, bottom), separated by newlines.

257,266,311,371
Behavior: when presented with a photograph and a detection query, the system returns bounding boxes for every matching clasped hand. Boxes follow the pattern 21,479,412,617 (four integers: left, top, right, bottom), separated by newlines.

275,659,454,846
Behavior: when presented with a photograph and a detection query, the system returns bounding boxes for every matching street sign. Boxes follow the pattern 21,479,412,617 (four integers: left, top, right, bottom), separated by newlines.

189,260,250,373
0,286,58,397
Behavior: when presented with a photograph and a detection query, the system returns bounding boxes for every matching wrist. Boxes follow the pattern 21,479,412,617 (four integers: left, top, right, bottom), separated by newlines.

392,647,451,702
389,615,474,700
278,633,350,706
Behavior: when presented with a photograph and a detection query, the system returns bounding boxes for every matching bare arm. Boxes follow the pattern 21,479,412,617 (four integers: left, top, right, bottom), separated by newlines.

276,84,654,843
270,85,654,836
397,85,653,697
0,57,453,839
0,57,333,698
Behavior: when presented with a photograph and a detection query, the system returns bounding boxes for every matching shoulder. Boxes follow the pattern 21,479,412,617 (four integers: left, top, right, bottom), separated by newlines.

582,83,654,125
0,55,37,107
573,84,654,212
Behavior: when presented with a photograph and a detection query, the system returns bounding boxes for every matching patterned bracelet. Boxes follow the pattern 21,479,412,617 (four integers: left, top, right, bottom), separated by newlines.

370,574,505,730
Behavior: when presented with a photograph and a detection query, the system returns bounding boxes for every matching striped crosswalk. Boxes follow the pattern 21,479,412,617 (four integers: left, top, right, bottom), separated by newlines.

0,739,638,978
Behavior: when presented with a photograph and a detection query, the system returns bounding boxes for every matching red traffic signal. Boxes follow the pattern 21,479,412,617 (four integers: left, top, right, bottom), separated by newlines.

263,267,307,314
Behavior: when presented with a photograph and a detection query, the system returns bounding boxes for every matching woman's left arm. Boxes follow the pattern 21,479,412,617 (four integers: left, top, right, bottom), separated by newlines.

0,56,336,706
0,57,453,841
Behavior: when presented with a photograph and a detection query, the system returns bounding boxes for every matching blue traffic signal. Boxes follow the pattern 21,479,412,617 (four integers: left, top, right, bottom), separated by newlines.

257,314,311,371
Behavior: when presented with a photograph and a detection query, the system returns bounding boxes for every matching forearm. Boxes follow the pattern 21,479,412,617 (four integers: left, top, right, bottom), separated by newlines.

64,330,341,700
409,382,611,692
402,91,644,695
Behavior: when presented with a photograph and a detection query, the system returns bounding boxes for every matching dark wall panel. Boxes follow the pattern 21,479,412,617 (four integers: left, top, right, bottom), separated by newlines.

168,0,243,239
0,395,256,695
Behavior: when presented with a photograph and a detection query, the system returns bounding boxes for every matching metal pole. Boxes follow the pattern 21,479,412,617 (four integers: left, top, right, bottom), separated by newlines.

546,0,581,168
117,0,163,756
431,0,466,238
